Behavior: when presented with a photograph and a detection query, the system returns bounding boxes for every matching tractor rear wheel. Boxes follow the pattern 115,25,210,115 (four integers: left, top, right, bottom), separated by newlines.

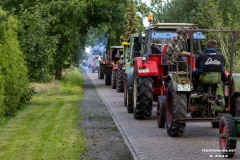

117,66,124,92
124,74,133,112
111,69,117,89
98,65,104,79
124,74,127,106
133,76,153,119
127,91,133,113
219,114,236,158
105,67,112,85
166,80,187,137
157,96,166,128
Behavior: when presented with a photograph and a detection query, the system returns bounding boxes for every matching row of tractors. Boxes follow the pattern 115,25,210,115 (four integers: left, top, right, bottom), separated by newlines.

96,23,240,158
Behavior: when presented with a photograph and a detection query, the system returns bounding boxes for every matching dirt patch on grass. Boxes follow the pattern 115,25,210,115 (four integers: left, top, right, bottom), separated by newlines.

31,81,60,94
79,69,133,160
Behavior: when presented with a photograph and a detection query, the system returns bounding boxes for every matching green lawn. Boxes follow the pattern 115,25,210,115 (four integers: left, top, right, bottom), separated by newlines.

0,68,85,160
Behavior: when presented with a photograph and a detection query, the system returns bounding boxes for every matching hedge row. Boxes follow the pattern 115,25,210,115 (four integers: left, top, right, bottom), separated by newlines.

0,8,32,116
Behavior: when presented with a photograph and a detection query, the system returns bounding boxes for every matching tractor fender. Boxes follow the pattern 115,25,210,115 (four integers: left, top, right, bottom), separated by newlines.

127,73,134,94
231,74,240,97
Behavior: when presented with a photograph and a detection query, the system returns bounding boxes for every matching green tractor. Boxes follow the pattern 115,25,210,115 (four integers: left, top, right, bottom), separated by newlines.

164,29,240,141
218,32,240,157
123,33,145,113
115,42,130,92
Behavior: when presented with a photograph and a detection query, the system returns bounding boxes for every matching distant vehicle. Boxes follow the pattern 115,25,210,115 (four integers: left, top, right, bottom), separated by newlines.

88,56,101,73
81,60,87,67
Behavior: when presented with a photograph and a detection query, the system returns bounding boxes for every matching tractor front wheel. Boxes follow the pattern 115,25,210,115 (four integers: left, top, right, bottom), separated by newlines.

133,76,153,119
124,74,127,106
105,67,112,85
117,66,124,92
111,69,117,89
124,74,133,112
219,114,236,158
98,64,104,79
166,80,187,137
157,96,166,128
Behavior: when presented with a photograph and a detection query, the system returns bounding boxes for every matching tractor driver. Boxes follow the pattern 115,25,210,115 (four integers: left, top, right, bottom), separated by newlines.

112,48,120,62
151,39,161,54
193,40,227,90
167,27,192,71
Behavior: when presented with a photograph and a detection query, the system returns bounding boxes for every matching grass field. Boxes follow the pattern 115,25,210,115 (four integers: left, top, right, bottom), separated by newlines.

0,68,85,160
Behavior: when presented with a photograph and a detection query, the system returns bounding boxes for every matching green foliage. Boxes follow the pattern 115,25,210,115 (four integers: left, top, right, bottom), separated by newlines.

20,3,58,82
61,67,83,87
155,0,198,23
0,8,31,116
85,0,128,47
48,0,88,79
122,0,139,40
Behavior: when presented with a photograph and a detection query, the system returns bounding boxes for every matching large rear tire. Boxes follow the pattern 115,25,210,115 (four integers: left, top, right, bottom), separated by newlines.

157,96,166,128
111,69,117,89
127,91,133,113
105,67,112,85
117,66,124,92
98,64,104,79
219,114,236,158
166,80,187,137
133,76,153,119
124,74,127,106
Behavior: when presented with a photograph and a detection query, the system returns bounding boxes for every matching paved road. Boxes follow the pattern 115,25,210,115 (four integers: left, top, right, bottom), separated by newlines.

85,67,240,160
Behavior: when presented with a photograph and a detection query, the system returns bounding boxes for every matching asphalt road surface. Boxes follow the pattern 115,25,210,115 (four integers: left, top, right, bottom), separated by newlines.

84,67,240,160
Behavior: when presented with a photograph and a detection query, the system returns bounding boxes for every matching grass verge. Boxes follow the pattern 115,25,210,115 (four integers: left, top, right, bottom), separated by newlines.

0,67,85,160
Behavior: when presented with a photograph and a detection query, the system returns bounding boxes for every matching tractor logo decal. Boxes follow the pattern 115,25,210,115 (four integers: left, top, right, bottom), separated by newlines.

205,57,221,65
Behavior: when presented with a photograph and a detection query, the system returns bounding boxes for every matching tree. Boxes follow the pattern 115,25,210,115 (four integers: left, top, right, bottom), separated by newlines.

0,7,31,115
121,0,140,41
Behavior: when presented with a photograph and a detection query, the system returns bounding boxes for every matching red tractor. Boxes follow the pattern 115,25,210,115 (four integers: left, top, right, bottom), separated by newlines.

101,46,124,86
133,23,197,119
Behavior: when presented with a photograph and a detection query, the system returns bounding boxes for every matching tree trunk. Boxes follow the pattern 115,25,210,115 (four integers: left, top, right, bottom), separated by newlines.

55,68,62,80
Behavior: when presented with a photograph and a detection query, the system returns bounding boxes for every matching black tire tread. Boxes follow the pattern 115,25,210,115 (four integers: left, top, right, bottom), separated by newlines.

219,114,237,158
127,94,133,113
105,67,112,85
111,69,117,89
157,97,166,128
167,81,187,137
117,67,124,92
99,65,104,79
134,77,153,119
